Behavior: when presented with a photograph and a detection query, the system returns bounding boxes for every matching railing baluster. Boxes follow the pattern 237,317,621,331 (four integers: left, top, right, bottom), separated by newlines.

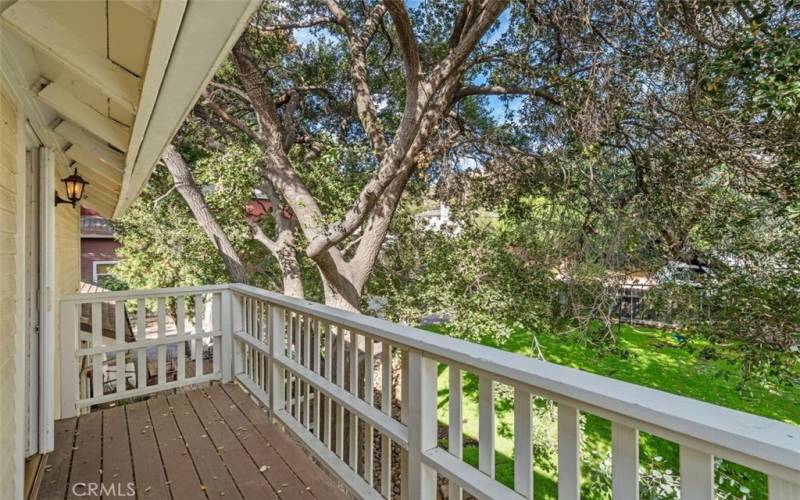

156,297,166,384
448,366,463,500
313,319,322,440
264,303,274,392
293,313,302,419
336,325,345,459
400,348,409,500
114,300,126,394
252,299,257,384
479,376,495,478
324,322,333,449
304,315,311,429
364,336,374,486
261,301,267,390
252,299,257,382
269,305,286,413
176,296,186,382
514,388,533,498
380,343,392,498
348,330,359,470
680,446,714,500
611,422,638,499
558,404,581,499
243,297,249,379
407,351,437,499
91,302,103,398
769,476,800,500
194,295,204,377
255,300,261,386
136,298,147,388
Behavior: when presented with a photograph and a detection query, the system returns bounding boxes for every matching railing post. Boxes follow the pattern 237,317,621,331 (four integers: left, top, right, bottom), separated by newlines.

212,293,222,376
230,291,244,377
221,290,234,382
269,305,286,413
59,301,78,419
407,350,438,500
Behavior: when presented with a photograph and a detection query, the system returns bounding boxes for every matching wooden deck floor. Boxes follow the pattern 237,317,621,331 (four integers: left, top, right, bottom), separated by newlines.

38,383,347,500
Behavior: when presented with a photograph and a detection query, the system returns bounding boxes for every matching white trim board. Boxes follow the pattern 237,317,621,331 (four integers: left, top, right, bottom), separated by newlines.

39,147,56,453
114,0,262,216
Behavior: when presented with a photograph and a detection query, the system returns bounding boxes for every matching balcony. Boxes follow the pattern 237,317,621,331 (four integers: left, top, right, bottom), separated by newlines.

50,284,799,499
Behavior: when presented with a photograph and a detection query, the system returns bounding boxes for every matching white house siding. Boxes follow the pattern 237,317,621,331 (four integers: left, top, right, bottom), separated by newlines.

0,77,24,500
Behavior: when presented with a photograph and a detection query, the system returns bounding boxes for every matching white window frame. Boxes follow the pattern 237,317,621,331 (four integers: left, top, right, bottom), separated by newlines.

92,260,120,284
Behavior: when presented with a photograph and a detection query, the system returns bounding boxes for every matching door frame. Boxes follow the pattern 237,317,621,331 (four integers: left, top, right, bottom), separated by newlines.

22,130,56,456
39,146,56,453
23,135,39,457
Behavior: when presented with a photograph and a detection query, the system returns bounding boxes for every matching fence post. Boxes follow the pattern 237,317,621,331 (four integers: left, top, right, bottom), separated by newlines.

59,301,79,419
407,350,438,500
269,306,286,414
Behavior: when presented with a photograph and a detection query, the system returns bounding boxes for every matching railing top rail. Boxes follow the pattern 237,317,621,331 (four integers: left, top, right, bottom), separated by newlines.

59,284,232,303
230,283,800,477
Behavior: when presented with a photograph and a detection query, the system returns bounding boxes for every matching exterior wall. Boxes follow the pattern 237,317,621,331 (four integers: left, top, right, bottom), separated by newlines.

0,77,25,500
0,78,82,496
81,238,121,282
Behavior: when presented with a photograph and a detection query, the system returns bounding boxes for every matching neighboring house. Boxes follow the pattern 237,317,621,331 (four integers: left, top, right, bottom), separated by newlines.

80,207,120,284
244,196,294,222
416,201,453,231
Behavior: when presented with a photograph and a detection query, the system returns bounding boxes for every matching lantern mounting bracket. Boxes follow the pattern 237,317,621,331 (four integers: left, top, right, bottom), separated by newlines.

54,191,77,207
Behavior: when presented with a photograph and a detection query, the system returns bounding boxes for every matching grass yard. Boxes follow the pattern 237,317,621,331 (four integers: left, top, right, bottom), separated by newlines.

427,324,799,499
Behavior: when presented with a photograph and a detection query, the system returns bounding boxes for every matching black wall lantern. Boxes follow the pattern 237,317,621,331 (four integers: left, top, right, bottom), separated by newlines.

54,167,89,207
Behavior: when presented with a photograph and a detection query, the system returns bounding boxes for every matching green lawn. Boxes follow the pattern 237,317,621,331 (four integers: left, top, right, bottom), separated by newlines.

428,324,799,499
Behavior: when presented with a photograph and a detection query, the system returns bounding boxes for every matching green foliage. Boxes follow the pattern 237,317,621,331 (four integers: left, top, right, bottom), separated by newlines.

373,218,553,344
113,143,281,291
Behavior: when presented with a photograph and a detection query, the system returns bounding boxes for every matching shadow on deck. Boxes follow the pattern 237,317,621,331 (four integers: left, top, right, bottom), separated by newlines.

37,383,347,499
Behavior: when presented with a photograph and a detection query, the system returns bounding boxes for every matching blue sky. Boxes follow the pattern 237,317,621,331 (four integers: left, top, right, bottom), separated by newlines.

292,2,522,122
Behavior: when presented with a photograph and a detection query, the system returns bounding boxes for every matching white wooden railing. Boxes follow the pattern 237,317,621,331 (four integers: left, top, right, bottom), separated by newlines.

60,284,800,500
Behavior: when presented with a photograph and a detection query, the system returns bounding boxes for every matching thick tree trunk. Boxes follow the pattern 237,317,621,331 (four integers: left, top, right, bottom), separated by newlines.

275,236,304,298
322,277,362,312
162,145,248,283
315,251,362,312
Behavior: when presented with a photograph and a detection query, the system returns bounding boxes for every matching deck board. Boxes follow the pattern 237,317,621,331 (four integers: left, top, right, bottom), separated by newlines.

39,418,76,500
40,383,345,500
146,396,203,500
101,406,134,499
206,385,312,500
68,411,102,499
186,389,278,499
166,392,243,500
221,384,345,500
125,400,170,499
